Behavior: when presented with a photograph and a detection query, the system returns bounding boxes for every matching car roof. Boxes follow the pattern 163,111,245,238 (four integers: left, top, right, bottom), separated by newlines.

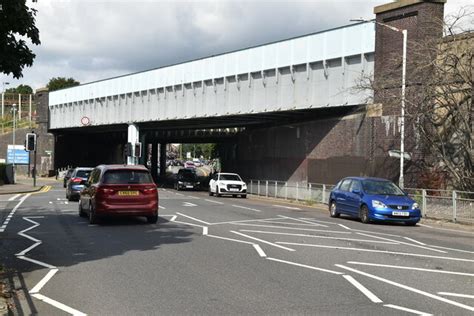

96,164,150,171
74,167,93,171
343,176,391,182
218,173,240,176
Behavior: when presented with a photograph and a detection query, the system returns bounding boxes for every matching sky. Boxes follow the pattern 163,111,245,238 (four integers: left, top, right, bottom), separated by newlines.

1,0,472,91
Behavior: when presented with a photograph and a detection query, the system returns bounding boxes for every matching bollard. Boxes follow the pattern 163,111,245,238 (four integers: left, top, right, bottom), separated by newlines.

275,181,277,198
322,184,326,204
422,189,426,217
452,191,457,223
265,180,268,197
257,180,260,196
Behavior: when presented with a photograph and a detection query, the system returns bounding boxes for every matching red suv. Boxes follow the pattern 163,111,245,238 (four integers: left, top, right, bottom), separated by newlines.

79,165,158,224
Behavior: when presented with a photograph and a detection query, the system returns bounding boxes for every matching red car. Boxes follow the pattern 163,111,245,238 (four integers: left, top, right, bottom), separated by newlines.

79,164,159,224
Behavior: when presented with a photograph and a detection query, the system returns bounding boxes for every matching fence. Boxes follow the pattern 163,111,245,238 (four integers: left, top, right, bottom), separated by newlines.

248,179,473,224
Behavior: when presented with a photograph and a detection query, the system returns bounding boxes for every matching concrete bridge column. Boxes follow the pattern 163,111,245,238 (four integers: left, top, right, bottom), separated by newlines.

151,142,158,182
159,142,167,182
127,124,139,165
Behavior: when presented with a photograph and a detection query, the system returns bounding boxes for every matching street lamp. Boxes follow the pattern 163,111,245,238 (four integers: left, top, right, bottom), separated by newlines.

11,103,17,183
350,18,407,188
1,82,9,119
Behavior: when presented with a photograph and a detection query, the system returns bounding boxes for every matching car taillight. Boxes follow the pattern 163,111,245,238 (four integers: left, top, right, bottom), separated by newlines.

71,177,82,183
97,188,115,195
143,187,157,194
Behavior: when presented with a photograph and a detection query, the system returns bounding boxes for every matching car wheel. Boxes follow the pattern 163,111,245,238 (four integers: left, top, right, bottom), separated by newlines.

216,190,221,197
89,206,98,225
360,205,370,224
240,194,247,199
405,221,417,226
78,200,86,217
208,188,213,196
329,201,340,218
67,192,72,202
147,214,158,224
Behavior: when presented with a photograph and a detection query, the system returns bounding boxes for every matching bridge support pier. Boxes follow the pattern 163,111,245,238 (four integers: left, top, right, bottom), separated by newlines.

151,142,158,182
159,142,167,182
127,124,139,165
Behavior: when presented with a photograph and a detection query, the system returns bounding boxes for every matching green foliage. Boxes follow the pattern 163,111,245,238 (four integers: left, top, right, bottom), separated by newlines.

0,1,40,79
46,77,80,91
181,143,218,159
5,84,33,94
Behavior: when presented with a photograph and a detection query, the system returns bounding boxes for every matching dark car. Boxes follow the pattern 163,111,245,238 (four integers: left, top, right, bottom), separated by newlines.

175,168,200,190
66,167,93,201
328,177,421,225
79,164,158,224
63,168,74,188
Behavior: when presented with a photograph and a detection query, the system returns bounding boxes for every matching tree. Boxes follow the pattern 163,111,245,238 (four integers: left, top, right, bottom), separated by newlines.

0,1,40,79
5,84,33,94
355,8,473,191
47,77,80,91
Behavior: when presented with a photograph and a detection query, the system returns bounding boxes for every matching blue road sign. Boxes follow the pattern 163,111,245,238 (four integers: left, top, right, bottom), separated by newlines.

7,146,29,164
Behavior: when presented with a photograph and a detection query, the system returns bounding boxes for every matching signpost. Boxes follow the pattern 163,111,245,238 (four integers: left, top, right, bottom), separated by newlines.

7,145,29,164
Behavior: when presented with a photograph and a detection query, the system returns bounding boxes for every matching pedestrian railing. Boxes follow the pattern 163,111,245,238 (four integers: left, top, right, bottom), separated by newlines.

248,180,473,224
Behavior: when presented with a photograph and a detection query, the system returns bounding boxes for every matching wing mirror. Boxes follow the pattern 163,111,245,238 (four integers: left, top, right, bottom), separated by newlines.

352,189,361,195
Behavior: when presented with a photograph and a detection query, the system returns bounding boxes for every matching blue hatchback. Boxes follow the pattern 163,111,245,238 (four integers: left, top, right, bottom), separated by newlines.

329,177,421,225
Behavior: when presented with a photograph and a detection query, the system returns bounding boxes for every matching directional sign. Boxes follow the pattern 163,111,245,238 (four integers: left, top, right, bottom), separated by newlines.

7,145,29,164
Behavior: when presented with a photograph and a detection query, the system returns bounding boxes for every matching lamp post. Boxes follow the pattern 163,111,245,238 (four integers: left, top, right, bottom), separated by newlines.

1,82,9,119
350,19,407,188
12,103,17,183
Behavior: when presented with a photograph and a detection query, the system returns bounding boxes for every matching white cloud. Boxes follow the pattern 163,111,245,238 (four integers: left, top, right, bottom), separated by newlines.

1,0,472,91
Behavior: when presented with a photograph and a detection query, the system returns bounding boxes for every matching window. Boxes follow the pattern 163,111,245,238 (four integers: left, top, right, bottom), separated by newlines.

75,169,92,179
219,174,242,181
349,180,361,192
89,169,100,184
103,170,153,184
339,179,352,192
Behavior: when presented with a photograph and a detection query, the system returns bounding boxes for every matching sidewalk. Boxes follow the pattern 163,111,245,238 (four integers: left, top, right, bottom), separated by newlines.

0,176,59,195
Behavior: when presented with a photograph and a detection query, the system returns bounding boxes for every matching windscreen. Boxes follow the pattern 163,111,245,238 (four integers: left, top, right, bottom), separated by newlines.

103,170,153,184
76,170,92,178
179,172,196,181
220,174,242,181
362,180,405,196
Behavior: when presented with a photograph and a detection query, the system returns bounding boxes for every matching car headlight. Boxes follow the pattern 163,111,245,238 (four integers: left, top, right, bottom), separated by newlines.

196,182,200,185
412,202,419,210
178,181,183,184
372,200,387,209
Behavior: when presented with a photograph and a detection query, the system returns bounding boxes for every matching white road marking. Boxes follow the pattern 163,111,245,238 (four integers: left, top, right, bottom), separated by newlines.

211,217,282,225
272,204,301,210
187,196,200,200
49,201,53,204
418,223,474,235
202,227,208,235
299,217,340,225
231,204,261,212
267,257,343,275
16,241,42,256
17,256,57,269
238,230,398,244
231,231,295,251
342,275,383,303
175,193,184,196
204,199,224,205
231,223,351,234
383,304,432,316
176,212,211,225
65,201,69,205
170,215,177,222
276,242,474,263
253,244,267,257
403,237,426,245
30,269,59,294
260,220,333,227
8,194,21,201
428,245,474,254
356,232,447,253
0,194,31,233
347,261,474,277
206,234,255,245
277,215,328,227
159,205,166,209
31,293,87,316
173,220,206,229
418,223,432,228
183,202,197,207
338,224,351,230
335,264,474,312
438,292,474,299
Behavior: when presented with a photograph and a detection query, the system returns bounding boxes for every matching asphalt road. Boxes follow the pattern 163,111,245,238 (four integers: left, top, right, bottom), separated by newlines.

1,183,473,315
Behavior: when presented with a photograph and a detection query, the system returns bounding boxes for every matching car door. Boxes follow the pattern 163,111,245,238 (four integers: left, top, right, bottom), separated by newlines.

335,179,352,214
346,180,362,215
83,168,99,211
210,174,218,193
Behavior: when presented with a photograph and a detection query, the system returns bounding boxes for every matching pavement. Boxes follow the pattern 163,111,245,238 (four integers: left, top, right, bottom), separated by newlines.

0,176,59,195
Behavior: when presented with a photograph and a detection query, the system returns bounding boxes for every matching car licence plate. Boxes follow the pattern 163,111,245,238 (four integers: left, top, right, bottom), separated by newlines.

118,191,139,196
186,185,194,188
229,188,239,192
392,211,409,216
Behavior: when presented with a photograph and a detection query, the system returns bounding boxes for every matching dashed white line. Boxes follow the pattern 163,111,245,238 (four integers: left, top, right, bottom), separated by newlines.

338,224,351,230
383,304,432,315
0,194,31,232
267,258,343,275
231,231,295,251
30,269,59,294
347,261,474,277
31,294,87,316
403,237,426,245
8,194,21,201
438,292,474,299
276,242,474,263
336,264,474,312
252,244,267,257
204,199,224,205
342,275,383,303
238,230,397,244
231,204,261,212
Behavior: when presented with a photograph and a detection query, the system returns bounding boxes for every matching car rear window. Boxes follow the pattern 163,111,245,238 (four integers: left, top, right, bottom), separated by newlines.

76,170,92,178
103,170,153,184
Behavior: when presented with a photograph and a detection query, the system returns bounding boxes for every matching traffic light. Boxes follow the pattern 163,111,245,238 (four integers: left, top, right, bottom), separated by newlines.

124,142,133,156
26,133,36,151
134,142,142,158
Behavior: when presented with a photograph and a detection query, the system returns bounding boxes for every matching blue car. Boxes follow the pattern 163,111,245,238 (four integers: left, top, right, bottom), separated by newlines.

66,167,93,201
329,177,421,225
